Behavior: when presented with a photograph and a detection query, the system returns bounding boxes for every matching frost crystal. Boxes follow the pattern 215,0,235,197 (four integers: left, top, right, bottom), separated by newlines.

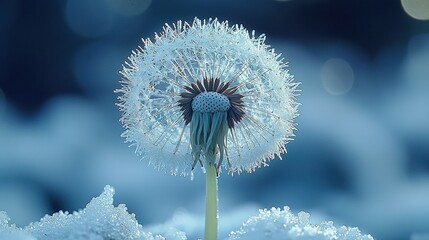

0,186,186,240
228,207,373,240
117,18,299,175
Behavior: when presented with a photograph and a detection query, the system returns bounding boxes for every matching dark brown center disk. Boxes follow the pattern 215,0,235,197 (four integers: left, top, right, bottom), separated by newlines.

177,77,245,128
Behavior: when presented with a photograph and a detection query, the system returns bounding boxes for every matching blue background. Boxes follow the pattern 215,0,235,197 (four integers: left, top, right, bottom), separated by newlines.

1,0,429,239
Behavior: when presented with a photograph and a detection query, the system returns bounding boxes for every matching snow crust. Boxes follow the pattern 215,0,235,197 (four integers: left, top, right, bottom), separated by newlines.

0,186,373,240
228,207,373,240
0,186,186,240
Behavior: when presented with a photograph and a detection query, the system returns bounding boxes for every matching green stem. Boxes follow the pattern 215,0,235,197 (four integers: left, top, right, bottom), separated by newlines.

205,163,218,240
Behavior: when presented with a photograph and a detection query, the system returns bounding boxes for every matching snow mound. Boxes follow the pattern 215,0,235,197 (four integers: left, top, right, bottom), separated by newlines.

1,187,374,240
0,186,186,240
228,207,373,240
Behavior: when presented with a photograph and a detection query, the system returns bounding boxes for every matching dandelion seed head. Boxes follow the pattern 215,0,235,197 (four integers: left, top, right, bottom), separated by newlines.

117,17,299,176
192,92,230,113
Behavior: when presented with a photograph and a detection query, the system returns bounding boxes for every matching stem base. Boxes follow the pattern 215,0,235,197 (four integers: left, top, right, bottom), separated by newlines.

205,163,218,240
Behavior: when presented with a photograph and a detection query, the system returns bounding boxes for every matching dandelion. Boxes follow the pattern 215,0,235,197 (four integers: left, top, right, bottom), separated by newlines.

116,18,299,240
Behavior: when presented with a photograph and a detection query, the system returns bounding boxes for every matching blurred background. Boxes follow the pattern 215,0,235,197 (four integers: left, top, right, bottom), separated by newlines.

1,0,429,239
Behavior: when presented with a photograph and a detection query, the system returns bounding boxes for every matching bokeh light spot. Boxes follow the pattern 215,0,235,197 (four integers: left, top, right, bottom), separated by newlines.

65,0,114,38
401,0,429,20
321,58,354,95
107,0,152,16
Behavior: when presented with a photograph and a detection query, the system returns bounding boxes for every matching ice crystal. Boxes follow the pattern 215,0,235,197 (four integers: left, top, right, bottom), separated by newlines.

228,207,373,240
0,186,186,240
117,17,299,175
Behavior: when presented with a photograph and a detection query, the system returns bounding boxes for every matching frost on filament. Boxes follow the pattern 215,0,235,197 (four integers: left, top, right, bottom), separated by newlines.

117,17,299,176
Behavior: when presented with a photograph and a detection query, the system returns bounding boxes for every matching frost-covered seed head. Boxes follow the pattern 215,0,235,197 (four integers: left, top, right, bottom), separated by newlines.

178,77,245,127
117,17,299,176
192,92,230,113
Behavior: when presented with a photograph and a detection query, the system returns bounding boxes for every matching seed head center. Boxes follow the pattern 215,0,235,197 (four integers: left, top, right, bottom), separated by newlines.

192,92,230,113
